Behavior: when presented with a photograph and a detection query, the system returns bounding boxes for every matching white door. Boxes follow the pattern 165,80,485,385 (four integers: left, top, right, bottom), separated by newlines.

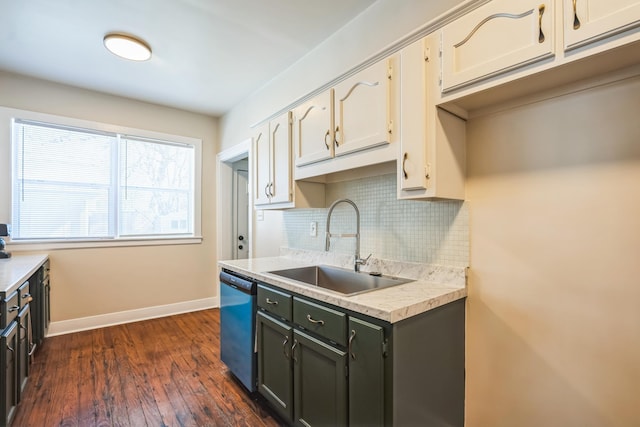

564,0,640,50
232,160,249,259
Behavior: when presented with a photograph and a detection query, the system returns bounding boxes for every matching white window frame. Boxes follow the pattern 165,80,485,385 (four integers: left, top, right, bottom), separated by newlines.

0,107,202,250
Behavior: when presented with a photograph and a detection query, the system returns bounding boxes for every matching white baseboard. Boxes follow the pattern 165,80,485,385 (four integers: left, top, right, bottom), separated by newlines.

47,297,219,336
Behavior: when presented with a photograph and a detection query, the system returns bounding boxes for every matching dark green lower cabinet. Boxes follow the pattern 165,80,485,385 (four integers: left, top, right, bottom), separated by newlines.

256,282,465,427
292,330,347,427
257,311,294,423
348,317,385,426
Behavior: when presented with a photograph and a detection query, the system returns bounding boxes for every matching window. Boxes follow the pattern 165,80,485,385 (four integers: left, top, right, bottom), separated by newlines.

11,118,198,242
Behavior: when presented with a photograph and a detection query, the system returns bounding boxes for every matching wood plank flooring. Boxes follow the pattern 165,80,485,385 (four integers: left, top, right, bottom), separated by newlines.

12,309,281,427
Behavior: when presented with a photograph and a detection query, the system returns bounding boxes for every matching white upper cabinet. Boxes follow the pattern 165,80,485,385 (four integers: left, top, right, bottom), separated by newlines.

253,112,292,207
293,91,334,167
399,35,465,200
441,0,555,92
563,0,640,50
292,54,399,180
334,56,396,156
270,113,293,204
253,122,272,206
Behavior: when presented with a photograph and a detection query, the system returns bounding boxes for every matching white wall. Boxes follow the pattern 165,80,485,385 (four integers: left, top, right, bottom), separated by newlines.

0,71,219,325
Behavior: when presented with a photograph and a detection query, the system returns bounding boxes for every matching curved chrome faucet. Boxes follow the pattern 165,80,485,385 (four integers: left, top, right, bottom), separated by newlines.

325,198,371,272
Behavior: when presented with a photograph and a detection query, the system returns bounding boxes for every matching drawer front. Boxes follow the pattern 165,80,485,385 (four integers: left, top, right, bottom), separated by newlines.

293,297,346,347
257,285,292,321
1,291,20,330
18,281,33,308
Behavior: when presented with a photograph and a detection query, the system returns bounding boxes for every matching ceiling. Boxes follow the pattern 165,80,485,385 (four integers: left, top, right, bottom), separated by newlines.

0,0,377,116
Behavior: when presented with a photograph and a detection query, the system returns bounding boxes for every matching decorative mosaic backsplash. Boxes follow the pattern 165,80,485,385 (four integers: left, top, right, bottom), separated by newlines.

282,174,469,268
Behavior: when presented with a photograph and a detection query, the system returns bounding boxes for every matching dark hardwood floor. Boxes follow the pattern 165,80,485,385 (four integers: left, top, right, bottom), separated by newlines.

13,309,281,427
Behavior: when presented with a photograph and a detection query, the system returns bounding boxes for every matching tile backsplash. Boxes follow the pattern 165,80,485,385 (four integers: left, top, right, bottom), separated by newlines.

282,174,469,267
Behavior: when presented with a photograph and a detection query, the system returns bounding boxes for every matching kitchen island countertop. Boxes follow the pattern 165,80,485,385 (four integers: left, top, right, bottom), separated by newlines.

219,251,467,323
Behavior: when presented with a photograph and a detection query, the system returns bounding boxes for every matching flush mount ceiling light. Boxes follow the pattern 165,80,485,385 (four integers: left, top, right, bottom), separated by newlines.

103,33,152,61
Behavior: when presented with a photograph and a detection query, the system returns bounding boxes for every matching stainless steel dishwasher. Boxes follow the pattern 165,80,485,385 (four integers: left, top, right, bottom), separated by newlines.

219,269,257,392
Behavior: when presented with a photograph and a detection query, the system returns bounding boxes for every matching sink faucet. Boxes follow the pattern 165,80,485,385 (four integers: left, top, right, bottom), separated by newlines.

325,198,371,272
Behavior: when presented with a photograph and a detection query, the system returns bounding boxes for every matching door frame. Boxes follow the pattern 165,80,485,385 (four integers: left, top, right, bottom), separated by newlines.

217,139,253,263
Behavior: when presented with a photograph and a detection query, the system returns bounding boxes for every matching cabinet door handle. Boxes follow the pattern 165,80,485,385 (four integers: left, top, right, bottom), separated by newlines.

291,339,299,363
402,152,408,179
538,4,546,44
8,305,19,313
282,335,290,359
348,329,357,360
264,183,270,199
334,126,340,147
572,0,581,29
306,314,325,326
324,129,331,150
6,345,14,353
265,298,278,305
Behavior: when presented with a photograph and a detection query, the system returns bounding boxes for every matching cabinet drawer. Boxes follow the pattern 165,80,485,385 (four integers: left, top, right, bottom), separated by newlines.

293,297,346,347
1,291,20,330
18,281,33,308
258,285,292,321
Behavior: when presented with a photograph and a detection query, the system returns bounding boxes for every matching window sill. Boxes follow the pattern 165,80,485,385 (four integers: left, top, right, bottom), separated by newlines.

5,236,203,252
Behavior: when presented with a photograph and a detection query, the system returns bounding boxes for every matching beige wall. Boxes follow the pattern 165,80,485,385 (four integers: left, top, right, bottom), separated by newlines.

465,73,640,426
0,71,219,322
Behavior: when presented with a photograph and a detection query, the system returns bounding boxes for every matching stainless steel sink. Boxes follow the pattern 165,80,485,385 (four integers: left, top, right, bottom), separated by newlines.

267,265,413,296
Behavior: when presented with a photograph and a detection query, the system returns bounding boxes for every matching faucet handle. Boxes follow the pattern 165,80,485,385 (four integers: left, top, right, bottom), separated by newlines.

357,253,372,266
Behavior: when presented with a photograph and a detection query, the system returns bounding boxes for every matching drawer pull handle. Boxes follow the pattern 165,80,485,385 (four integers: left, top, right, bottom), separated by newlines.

306,314,325,326
8,305,19,313
348,329,357,360
265,298,278,305
282,335,290,359
538,4,546,44
402,152,408,179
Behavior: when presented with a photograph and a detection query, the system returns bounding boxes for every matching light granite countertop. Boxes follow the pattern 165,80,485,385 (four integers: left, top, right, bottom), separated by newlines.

218,249,467,323
0,253,49,295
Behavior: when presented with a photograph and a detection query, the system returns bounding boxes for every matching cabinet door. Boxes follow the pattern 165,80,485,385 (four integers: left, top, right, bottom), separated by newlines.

399,37,430,191
294,91,334,167
292,330,347,427
257,311,294,423
334,56,396,157
441,0,555,92
253,123,271,206
269,112,292,204
348,317,385,427
564,0,640,50
17,306,32,401
1,322,18,426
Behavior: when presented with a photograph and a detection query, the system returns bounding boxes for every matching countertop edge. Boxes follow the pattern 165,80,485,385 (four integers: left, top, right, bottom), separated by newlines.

218,257,467,323
0,253,49,296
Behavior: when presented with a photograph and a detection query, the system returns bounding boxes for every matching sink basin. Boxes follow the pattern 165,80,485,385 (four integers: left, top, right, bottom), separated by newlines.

267,265,413,296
